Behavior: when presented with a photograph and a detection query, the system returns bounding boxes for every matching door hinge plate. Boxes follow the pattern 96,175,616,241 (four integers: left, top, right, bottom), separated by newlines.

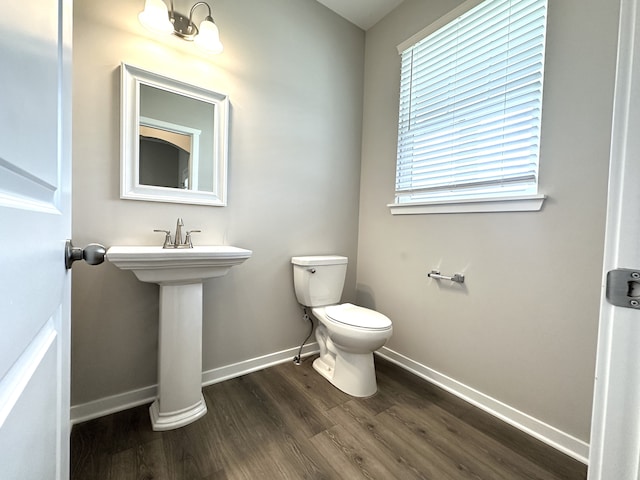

606,268,640,309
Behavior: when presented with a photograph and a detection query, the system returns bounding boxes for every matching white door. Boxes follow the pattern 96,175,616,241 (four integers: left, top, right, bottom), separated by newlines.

0,0,72,479
588,0,640,477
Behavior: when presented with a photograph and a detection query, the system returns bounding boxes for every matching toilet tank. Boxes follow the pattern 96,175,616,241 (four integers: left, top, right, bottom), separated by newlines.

291,255,348,307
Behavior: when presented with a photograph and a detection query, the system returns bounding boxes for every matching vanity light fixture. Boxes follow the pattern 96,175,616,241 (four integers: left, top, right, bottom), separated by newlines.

139,0,224,54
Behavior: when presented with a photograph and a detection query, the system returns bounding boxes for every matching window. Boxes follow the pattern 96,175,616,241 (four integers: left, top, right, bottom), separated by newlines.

392,0,548,214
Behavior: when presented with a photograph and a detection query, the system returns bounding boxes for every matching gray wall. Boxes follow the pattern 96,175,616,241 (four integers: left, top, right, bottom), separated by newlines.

71,0,364,406
357,0,620,442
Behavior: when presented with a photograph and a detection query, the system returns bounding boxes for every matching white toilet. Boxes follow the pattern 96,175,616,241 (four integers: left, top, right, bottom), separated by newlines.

291,255,393,397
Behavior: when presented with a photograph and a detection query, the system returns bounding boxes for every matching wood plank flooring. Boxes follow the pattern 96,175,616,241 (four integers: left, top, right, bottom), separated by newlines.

71,356,587,479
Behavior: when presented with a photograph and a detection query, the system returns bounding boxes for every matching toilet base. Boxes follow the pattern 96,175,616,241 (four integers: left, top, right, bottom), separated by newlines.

313,350,378,397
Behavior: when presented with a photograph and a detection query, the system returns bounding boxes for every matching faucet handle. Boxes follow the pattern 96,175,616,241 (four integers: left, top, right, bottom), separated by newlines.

185,230,201,248
153,229,172,248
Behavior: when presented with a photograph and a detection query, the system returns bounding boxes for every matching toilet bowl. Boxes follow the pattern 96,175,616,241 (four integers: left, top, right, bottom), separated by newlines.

291,256,393,397
311,303,392,396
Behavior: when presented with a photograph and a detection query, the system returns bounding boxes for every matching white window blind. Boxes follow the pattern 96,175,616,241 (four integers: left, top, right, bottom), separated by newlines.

395,0,548,205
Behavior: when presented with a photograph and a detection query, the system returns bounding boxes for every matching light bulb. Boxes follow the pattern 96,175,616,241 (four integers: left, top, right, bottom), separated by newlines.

194,19,223,54
138,0,173,35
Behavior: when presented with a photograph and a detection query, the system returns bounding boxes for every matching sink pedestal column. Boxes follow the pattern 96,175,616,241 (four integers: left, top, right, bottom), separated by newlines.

150,282,207,431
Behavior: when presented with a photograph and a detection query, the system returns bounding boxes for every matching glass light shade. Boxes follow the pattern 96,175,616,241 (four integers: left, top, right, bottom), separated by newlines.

138,0,174,35
194,20,223,54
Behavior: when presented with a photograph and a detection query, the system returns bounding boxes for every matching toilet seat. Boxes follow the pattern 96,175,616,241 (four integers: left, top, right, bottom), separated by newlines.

325,303,391,330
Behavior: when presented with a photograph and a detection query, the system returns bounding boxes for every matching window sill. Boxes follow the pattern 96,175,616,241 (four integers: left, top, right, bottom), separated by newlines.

388,194,547,215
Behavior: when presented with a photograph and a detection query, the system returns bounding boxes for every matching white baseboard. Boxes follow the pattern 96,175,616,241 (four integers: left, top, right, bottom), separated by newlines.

200,342,319,387
70,342,319,425
376,347,589,465
70,384,157,425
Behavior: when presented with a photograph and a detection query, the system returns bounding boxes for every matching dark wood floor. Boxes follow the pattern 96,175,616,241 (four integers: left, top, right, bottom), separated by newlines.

71,356,587,480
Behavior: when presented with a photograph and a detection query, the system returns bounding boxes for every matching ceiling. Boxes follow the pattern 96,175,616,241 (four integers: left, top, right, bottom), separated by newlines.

315,0,405,30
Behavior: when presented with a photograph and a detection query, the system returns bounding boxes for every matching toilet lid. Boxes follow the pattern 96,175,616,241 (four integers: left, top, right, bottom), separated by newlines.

325,303,392,330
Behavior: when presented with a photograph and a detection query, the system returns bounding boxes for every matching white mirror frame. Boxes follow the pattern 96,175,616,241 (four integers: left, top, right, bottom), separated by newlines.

120,63,229,206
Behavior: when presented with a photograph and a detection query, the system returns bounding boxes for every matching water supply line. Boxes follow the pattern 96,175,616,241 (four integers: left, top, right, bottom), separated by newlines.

293,307,314,365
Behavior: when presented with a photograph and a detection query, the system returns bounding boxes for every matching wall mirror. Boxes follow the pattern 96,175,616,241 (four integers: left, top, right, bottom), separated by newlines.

121,63,228,206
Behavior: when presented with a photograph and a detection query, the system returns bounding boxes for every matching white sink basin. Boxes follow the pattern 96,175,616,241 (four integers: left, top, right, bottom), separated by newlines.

105,244,252,431
106,245,252,284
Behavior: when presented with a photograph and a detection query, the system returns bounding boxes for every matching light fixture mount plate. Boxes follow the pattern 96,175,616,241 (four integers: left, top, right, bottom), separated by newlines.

171,12,197,40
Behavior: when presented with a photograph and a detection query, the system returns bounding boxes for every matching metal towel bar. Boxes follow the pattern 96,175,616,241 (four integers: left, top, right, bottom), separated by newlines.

428,270,465,284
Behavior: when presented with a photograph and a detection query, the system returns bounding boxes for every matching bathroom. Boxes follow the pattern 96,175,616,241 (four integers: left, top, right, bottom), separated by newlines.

70,0,617,472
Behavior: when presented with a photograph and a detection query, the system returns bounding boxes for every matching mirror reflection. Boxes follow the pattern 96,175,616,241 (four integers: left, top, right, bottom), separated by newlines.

139,85,214,192
139,123,193,189
121,63,229,206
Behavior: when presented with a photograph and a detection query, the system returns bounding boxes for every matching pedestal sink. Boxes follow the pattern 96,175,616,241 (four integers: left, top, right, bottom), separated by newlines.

106,245,252,431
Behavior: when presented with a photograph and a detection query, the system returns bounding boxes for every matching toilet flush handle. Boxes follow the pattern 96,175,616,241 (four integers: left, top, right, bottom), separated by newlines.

307,268,316,274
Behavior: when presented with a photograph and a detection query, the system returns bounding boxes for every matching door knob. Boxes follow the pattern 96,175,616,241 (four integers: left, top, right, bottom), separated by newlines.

65,240,106,269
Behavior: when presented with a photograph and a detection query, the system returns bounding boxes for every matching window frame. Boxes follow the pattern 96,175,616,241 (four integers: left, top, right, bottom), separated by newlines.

389,0,548,215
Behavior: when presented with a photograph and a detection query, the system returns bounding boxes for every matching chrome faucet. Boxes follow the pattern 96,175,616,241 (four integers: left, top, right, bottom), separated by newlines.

174,218,184,247
154,218,200,248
